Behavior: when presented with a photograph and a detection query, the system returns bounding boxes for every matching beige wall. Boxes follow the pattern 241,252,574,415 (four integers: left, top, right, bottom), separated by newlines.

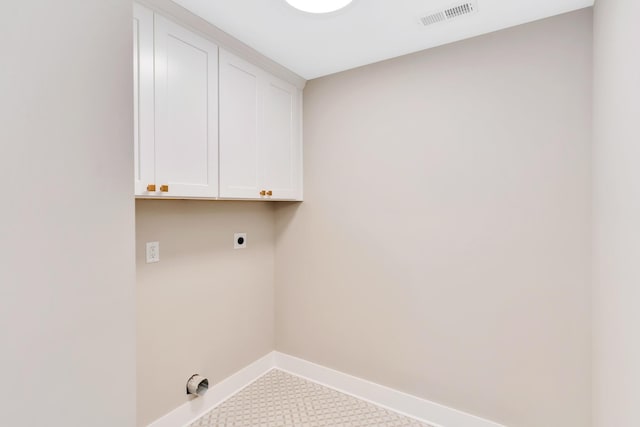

593,0,640,426
0,1,136,426
136,200,275,425
275,10,592,427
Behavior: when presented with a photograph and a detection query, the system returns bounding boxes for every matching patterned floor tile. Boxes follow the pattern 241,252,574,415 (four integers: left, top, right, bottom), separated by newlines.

189,369,433,427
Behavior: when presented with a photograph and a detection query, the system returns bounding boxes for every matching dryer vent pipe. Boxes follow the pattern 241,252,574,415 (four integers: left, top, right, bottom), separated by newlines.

186,374,209,396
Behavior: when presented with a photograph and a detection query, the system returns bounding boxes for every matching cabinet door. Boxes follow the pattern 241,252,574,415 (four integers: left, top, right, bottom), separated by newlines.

219,49,262,199
262,76,302,200
133,4,154,196
154,16,219,198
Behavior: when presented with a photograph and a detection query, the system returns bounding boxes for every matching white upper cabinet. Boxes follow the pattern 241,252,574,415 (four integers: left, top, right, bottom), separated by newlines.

153,16,219,198
262,76,301,200
133,7,219,198
133,5,302,201
219,49,302,201
133,4,154,196
219,50,262,199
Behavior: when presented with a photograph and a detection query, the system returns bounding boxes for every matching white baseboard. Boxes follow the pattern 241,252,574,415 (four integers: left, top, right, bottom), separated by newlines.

147,351,506,427
147,352,275,427
273,352,505,427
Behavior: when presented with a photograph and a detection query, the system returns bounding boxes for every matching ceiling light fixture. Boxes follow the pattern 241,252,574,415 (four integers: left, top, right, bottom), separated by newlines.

285,0,353,14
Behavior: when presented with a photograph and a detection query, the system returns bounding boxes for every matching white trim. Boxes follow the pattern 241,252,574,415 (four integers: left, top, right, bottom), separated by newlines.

147,352,276,427
273,352,506,427
147,351,506,427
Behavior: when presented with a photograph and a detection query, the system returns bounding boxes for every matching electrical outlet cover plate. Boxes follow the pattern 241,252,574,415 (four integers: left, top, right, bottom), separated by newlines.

234,233,247,249
146,241,160,263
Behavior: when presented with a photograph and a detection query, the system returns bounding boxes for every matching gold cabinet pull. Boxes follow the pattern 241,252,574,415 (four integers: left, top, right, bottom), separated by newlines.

160,185,169,192
147,184,156,192
266,190,273,196
260,190,266,196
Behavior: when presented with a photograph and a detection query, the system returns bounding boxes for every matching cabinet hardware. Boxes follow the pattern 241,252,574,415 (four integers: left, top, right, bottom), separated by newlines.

260,190,267,196
147,184,157,192
160,185,169,192
266,190,273,196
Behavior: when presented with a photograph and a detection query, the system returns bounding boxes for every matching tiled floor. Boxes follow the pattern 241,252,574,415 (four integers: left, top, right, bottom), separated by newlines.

189,369,432,427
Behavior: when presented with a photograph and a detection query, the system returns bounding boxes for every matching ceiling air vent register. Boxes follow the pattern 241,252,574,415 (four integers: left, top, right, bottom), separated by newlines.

420,1,478,26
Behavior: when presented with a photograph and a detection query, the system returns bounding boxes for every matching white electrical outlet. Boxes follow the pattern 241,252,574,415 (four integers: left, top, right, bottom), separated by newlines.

234,233,247,249
146,241,160,263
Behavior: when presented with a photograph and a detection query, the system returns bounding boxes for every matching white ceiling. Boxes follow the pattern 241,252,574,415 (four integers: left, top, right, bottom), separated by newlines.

172,0,594,80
